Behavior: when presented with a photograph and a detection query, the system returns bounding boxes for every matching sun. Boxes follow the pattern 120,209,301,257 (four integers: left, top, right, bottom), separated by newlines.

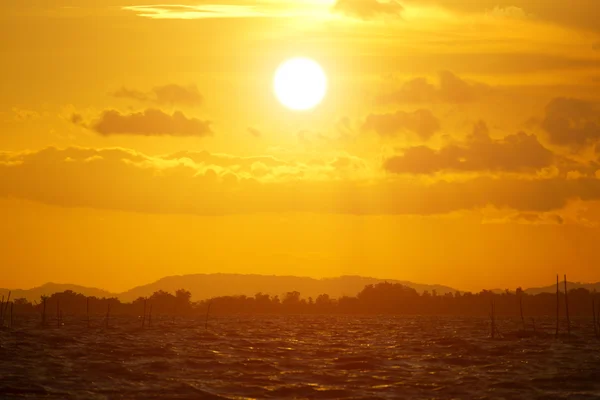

273,58,327,111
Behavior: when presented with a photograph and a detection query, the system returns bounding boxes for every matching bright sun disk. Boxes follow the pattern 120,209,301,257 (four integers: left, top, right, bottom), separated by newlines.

274,58,327,111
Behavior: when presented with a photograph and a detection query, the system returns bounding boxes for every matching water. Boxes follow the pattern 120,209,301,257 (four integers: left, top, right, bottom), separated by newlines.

1,316,600,399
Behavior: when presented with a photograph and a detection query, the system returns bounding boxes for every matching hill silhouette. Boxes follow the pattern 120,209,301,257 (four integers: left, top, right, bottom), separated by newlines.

0,282,115,303
118,274,459,302
2,274,599,303
524,281,600,295
0,274,457,302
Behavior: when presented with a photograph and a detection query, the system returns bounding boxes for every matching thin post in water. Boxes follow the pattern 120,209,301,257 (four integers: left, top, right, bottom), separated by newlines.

106,303,110,329
205,301,212,330
593,299,596,338
42,296,47,327
564,275,570,337
142,298,147,328
518,289,525,330
2,291,11,327
57,299,60,328
86,297,90,328
555,274,559,338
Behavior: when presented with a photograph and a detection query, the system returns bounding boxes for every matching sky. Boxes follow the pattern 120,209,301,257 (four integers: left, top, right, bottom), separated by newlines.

1,0,600,292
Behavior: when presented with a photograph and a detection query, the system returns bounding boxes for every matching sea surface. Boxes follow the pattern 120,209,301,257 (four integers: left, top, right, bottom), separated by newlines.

1,316,600,399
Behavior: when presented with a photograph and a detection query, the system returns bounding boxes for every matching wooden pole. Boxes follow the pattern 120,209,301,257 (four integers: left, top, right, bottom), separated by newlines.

0,295,4,326
564,275,570,337
10,302,13,329
2,291,11,327
106,303,110,329
148,304,153,327
205,301,212,330
57,299,60,328
86,297,90,328
555,274,559,338
142,298,147,328
518,292,525,330
42,297,47,327
597,300,600,337
593,299,596,337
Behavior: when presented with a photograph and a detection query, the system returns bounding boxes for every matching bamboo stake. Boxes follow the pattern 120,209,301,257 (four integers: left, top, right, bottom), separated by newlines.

42,296,47,327
205,301,212,330
10,302,13,329
2,292,11,327
86,297,90,328
555,274,559,338
57,299,60,328
148,304,153,327
142,298,147,328
105,304,110,329
597,300,600,336
593,299,596,337
564,275,570,337
518,292,525,330
4,292,10,317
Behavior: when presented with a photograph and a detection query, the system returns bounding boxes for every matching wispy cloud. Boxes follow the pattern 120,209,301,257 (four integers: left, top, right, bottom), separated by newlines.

122,3,328,19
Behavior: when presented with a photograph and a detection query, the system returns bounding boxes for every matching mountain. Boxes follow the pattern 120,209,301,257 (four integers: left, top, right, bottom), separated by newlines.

119,274,459,302
0,283,116,303
4,275,598,303
524,281,600,295
1,274,458,303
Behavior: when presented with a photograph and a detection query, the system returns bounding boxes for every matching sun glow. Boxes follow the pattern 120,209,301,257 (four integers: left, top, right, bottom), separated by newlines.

273,58,327,111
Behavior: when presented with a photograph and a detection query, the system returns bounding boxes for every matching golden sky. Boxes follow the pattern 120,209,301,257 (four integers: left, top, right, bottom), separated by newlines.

1,0,600,292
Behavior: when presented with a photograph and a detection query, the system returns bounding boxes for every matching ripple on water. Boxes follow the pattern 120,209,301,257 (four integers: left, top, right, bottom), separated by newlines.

1,316,600,399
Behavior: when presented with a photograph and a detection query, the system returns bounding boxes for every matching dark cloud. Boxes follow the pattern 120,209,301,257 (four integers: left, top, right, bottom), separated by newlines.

1,147,599,216
384,121,554,174
512,212,564,225
378,71,491,104
333,0,403,19
84,109,212,137
361,109,440,139
541,98,600,149
113,84,203,106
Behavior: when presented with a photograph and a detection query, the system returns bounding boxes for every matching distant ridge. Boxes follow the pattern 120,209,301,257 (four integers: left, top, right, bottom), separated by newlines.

0,282,115,303
0,274,457,302
118,274,459,302
524,281,600,295
2,275,599,302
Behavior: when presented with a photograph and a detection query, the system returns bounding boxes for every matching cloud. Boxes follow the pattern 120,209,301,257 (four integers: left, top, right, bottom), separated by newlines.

483,211,565,226
123,5,269,19
378,71,491,104
402,0,600,33
12,108,42,121
248,127,262,138
333,0,403,19
77,109,212,137
541,98,600,149
361,109,440,139
486,6,528,19
2,147,600,217
113,84,203,106
384,121,555,174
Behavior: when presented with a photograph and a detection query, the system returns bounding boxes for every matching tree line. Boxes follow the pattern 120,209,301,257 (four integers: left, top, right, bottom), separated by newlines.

5,282,600,318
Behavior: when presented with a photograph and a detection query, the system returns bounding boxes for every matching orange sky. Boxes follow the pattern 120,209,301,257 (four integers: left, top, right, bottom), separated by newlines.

1,0,600,292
